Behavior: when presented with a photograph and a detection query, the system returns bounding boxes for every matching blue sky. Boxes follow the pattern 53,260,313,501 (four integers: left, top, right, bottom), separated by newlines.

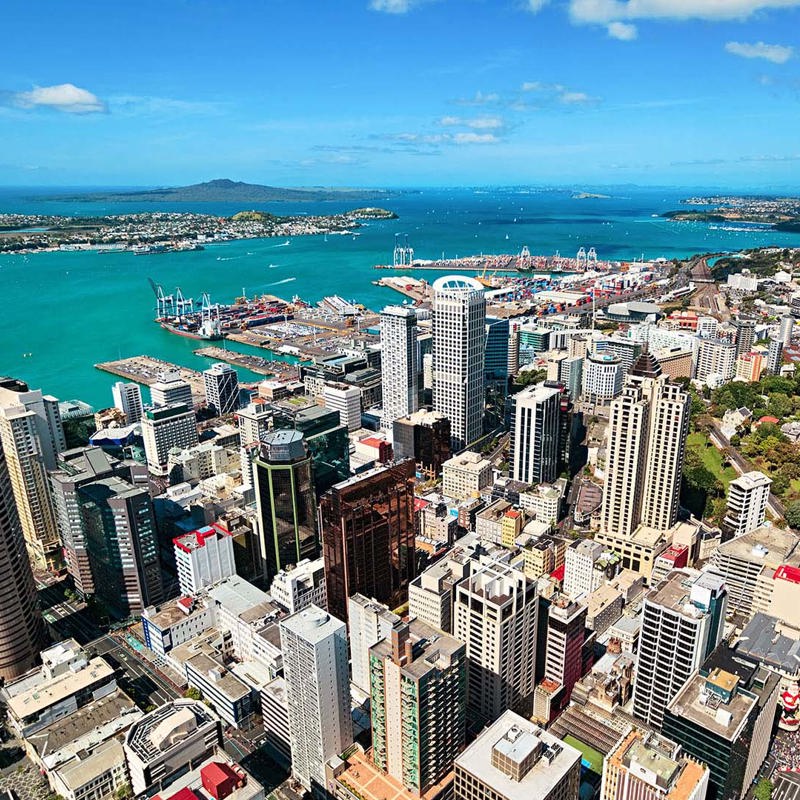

2,0,800,187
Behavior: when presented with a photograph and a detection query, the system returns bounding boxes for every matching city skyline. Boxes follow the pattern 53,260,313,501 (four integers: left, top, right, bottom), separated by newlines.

2,0,800,187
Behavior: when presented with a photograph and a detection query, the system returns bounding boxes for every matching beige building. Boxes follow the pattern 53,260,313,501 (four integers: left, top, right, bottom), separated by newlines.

0,381,64,570
601,353,690,540
600,729,709,800
442,451,492,499
454,710,581,800
653,346,695,381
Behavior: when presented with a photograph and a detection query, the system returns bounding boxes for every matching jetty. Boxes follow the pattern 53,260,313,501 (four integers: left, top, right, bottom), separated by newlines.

95,356,210,401
194,347,300,381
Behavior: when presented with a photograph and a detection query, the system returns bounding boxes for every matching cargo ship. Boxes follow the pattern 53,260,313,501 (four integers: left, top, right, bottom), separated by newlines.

160,318,223,340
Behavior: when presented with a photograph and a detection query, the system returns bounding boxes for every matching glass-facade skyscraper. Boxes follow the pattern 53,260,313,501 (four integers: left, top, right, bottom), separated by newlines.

320,459,416,623
253,430,318,582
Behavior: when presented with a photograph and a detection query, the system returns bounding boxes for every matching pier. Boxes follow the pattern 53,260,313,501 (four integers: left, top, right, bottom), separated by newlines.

95,356,211,401
193,346,301,381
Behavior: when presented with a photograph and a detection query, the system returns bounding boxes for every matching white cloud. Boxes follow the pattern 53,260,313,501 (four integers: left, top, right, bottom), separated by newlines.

560,91,593,103
569,0,800,24
439,115,462,126
11,83,106,114
467,116,504,129
526,0,549,9
453,132,499,144
456,90,501,106
725,40,794,63
607,20,638,39
369,0,427,12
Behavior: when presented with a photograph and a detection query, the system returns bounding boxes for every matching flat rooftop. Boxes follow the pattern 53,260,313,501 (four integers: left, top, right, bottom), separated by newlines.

27,688,140,763
370,618,463,681
53,739,125,792
735,612,800,676
6,658,115,720
455,710,581,800
666,672,756,742
715,525,798,566
332,746,453,800
206,575,272,618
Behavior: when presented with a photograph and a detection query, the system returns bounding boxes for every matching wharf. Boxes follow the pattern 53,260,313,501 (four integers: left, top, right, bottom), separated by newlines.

95,356,209,401
194,346,300,381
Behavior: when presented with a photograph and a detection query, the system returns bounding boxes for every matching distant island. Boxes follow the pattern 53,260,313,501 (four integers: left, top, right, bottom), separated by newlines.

36,178,397,203
0,206,399,254
572,192,611,200
663,195,800,232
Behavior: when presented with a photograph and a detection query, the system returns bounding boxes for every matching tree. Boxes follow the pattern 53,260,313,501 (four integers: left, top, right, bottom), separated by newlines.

114,785,133,800
754,779,773,800
786,500,800,530
184,686,202,701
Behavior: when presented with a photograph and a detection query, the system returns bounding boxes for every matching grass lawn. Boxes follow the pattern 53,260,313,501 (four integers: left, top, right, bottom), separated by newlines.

563,734,604,775
687,431,738,488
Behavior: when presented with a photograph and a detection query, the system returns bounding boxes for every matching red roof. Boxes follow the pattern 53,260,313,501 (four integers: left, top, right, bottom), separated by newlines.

201,762,241,800
550,565,565,582
758,416,780,425
360,436,384,448
775,564,800,584
161,789,200,800
414,498,430,512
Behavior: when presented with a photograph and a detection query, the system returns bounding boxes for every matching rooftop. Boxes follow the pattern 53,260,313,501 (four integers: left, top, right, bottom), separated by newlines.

666,670,756,742
715,525,798,567
735,613,800,676
279,604,345,644
455,710,581,798
53,739,125,792
206,575,272,618
6,658,115,721
125,700,217,763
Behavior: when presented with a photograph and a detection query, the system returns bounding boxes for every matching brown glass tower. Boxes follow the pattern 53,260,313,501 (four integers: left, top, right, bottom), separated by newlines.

320,459,416,623
0,438,45,681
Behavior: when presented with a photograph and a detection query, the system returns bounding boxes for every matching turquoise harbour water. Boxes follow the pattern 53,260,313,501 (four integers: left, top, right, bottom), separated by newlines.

1,186,798,408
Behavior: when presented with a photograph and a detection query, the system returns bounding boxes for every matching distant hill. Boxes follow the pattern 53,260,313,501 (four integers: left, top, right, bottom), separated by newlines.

41,178,396,203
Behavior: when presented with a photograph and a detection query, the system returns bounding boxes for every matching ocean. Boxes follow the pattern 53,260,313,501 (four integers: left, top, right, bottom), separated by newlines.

1,185,798,408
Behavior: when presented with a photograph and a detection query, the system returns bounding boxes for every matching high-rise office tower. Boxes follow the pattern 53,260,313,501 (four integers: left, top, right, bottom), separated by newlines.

453,560,538,722
380,306,418,431
173,524,236,595
79,476,164,618
767,336,784,375
0,436,45,680
432,276,486,451
253,431,318,582
111,382,144,424
149,370,194,408
600,353,690,540
236,399,273,447
537,594,587,717
280,605,353,794
780,314,794,347
348,594,402,694
203,362,240,415
370,620,466,795
733,319,756,357
632,570,727,729
511,385,561,485
0,378,65,570
392,410,451,479
722,471,771,541
50,446,144,596
582,353,623,405
141,403,199,475
320,460,416,623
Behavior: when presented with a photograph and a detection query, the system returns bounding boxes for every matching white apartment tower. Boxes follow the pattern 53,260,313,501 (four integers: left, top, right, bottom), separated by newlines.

141,403,199,476
511,384,561,485
723,471,772,540
280,606,353,793
111,382,144,424
432,276,486,451
633,570,727,729
453,560,538,722
149,370,193,408
0,379,65,571
380,306,418,431
203,362,240,415
347,593,402,694
173,524,236,595
322,384,362,432
601,353,690,539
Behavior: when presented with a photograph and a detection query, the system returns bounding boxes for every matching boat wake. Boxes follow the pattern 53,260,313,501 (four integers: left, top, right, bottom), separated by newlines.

267,277,296,286
270,240,291,248
216,256,240,261
268,263,281,268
